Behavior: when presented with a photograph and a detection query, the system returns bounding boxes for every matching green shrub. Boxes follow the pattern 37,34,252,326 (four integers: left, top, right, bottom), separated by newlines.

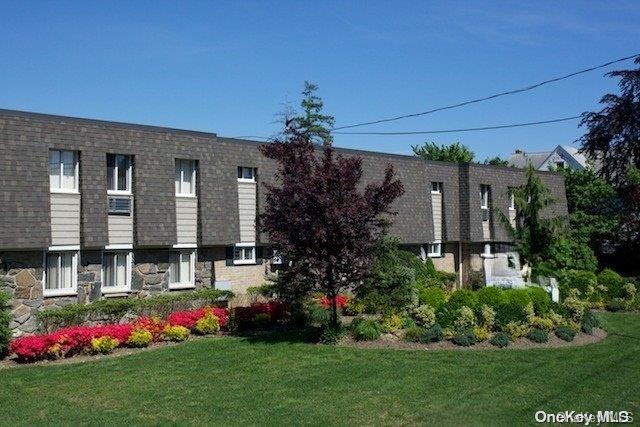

417,287,446,310
435,303,458,329
319,324,345,344
478,304,496,329
127,329,153,348
473,325,490,342
525,287,551,315
194,312,221,335
528,316,554,332
623,283,637,300
447,289,479,311
420,324,443,343
598,269,626,299
351,318,381,341
397,250,436,283
527,328,549,343
560,270,597,299
503,321,529,341
452,328,476,347
582,311,600,329
252,313,272,330
454,306,476,330
581,322,593,335
0,292,11,359
91,336,119,354
380,314,403,334
490,332,509,348
163,325,190,341
477,287,508,309
37,289,232,331
404,326,424,343
401,315,416,329
555,325,577,342
495,289,531,326
412,304,436,328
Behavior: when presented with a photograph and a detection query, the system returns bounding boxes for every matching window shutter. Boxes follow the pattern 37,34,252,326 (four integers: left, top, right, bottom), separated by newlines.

256,246,264,265
225,246,234,266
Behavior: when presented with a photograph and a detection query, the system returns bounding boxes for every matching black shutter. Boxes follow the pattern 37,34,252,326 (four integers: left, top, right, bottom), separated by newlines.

225,246,234,266
256,246,264,265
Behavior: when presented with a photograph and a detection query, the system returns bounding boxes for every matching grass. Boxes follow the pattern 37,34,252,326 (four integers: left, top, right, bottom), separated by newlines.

1,313,639,426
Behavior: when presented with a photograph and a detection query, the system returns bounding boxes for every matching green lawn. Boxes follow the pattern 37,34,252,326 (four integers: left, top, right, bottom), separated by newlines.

1,313,639,426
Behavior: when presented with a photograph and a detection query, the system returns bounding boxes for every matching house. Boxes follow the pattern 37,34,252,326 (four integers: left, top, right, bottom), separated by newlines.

0,109,568,335
508,145,589,171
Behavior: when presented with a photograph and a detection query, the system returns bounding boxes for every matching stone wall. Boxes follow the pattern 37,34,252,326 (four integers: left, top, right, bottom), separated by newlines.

0,251,44,336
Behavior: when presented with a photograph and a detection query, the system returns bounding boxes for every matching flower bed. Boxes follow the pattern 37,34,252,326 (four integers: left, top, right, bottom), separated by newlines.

8,306,229,363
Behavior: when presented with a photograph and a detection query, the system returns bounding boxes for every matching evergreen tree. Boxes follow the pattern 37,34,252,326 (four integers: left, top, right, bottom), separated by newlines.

412,142,474,163
292,81,335,147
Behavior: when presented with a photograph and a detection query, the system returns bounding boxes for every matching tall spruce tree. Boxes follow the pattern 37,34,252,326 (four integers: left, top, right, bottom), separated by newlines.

292,81,335,147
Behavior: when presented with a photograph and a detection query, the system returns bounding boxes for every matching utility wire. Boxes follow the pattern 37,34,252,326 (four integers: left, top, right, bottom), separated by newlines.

333,115,582,135
333,53,640,130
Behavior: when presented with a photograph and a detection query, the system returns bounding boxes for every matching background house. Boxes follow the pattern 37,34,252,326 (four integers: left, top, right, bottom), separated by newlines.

508,145,591,171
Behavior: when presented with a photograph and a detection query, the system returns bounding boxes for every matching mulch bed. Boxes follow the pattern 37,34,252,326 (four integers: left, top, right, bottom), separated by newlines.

339,328,607,351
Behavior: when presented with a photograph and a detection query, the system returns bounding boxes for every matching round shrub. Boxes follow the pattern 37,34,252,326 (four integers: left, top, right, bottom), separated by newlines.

401,315,416,329
404,326,425,343
253,313,272,330
527,328,549,343
380,314,403,334
560,270,597,299
478,304,496,329
447,289,479,311
473,325,490,342
582,311,600,329
598,269,626,299
127,329,153,348
412,304,436,328
503,321,529,341
495,289,531,326
528,316,554,332
452,328,476,347
351,318,381,341
420,324,443,343
163,325,190,342
489,332,509,348
581,322,593,335
417,287,447,310
435,303,458,328
194,313,220,335
454,306,476,330
90,336,119,354
555,325,577,342
526,287,551,315
477,287,508,309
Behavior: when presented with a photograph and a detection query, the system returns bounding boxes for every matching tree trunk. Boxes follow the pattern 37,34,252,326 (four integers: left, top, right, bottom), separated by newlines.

330,295,338,327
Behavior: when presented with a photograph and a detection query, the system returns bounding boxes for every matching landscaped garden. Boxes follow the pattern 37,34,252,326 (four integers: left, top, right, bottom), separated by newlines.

0,312,638,425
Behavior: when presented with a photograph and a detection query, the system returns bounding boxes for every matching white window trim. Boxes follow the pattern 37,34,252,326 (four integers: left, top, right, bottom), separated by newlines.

107,154,133,196
480,185,490,209
237,167,256,183
169,249,196,290
427,242,442,258
101,250,132,294
176,159,197,197
509,191,516,211
42,250,79,297
50,149,79,193
233,243,257,265
431,182,442,194
481,243,494,258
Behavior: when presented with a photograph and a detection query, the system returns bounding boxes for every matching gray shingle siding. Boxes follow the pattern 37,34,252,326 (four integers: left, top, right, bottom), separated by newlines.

0,109,569,250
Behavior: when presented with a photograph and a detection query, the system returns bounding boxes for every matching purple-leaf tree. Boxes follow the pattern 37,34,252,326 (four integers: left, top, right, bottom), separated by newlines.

259,123,404,326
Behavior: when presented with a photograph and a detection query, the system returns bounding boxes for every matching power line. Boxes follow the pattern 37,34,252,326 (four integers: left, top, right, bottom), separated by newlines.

333,53,640,130
333,115,581,135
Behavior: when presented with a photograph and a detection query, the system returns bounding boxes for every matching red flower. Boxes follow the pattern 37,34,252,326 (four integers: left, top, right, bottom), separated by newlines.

320,294,349,310
168,307,228,330
133,317,168,342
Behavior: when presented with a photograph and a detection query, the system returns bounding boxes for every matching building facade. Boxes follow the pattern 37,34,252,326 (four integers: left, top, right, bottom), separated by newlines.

0,109,568,335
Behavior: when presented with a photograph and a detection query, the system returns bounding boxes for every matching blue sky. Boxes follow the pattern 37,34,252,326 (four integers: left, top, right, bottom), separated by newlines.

1,1,638,160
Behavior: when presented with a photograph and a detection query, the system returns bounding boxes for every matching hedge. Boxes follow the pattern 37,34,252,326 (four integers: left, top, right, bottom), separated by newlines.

0,291,11,359
37,289,233,331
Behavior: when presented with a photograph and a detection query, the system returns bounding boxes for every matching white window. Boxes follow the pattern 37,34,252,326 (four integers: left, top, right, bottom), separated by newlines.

233,244,256,264
107,154,132,195
44,251,78,296
103,251,131,292
480,185,490,209
237,166,256,182
427,242,442,257
431,182,442,194
509,190,516,210
175,159,197,196
170,250,195,288
482,243,493,258
49,150,78,192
